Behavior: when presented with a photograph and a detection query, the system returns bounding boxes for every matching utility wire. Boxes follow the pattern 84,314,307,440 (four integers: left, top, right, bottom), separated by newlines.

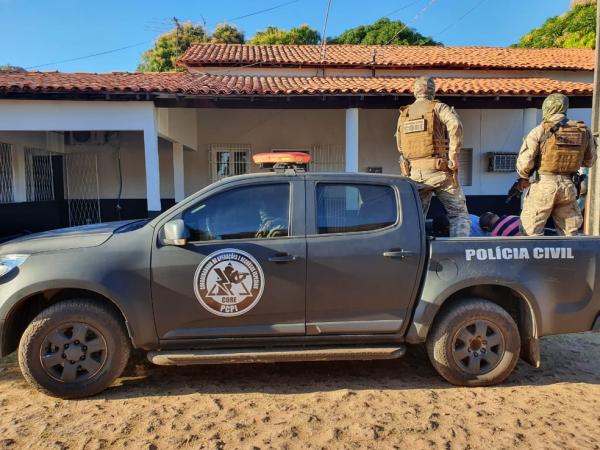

384,0,438,45
25,41,151,70
223,0,300,23
24,0,302,70
433,0,488,37
320,0,333,61
383,0,425,18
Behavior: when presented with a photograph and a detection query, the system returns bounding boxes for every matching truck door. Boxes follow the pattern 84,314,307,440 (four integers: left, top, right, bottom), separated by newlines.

151,179,306,341
305,178,423,335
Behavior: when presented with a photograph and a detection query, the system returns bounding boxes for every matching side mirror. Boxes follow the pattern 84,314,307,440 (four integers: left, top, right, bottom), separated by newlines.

163,219,189,246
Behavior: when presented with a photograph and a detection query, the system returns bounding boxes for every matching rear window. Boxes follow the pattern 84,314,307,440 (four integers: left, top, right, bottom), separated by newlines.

316,183,397,234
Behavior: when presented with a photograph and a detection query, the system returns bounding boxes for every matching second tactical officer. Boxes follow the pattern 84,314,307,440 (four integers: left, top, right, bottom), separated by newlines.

396,76,470,237
517,93,597,236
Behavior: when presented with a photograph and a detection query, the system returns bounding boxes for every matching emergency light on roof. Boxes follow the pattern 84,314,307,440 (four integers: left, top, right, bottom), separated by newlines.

253,152,311,172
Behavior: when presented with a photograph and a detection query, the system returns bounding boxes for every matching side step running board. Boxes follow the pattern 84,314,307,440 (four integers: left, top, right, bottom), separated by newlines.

147,345,406,366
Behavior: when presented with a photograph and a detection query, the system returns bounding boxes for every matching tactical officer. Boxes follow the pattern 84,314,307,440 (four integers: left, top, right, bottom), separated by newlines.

396,76,470,237
517,93,597,236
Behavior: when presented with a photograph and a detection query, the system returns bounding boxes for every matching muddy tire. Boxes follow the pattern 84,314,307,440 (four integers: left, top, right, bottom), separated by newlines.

427,298,520,387
18,299,130,399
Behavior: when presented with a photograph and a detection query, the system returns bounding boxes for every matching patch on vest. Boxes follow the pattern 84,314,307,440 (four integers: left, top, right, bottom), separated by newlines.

556,132,583,146
403,118,426,134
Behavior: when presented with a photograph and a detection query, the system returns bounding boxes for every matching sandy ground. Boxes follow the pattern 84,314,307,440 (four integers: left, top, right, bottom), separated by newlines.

0,334,599,450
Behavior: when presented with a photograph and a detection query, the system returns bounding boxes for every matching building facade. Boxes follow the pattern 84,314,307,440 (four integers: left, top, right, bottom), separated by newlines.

0,44,594,239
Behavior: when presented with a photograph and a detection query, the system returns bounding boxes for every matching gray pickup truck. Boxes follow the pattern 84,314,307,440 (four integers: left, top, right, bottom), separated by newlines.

1,170,599,398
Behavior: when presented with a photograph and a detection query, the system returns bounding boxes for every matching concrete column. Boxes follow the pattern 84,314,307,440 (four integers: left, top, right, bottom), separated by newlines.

523,108,538,136
143,110,161,216
345,108,359,172
11,144,26,202
172,142,185,203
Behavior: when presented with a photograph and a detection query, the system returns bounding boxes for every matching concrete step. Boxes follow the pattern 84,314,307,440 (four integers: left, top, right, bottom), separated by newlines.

147,345,406,366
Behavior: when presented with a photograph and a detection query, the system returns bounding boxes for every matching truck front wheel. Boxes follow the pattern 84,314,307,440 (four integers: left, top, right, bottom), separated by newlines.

427,298,520,387
18,299,131,399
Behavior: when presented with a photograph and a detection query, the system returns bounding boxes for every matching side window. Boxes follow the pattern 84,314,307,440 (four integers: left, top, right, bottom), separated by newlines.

182,184,290,242
316,183,397,234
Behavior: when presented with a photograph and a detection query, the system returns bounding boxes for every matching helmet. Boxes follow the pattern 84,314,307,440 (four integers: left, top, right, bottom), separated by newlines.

542,93,569,120
413,76,435,100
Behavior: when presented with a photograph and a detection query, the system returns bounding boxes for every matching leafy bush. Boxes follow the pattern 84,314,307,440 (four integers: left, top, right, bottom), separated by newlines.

514,3,596,48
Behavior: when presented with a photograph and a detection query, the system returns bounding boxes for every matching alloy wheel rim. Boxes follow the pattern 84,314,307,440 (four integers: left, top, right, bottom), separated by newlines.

39,322,108,383
451,319,505,375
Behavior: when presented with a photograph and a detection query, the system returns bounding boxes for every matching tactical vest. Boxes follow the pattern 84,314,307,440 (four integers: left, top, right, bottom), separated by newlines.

398,100,449,160
539,120,589,174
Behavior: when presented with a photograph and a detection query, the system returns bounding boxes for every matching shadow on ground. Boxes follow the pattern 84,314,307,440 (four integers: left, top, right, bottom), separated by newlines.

1,333,598,400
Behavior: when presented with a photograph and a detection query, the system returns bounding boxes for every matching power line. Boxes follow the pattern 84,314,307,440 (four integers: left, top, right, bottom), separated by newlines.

384,0,439,45
320,0,333,61
25,41,151,70
383,0,425,18
223,0,300,24
433,0,488,37
23,0,302,70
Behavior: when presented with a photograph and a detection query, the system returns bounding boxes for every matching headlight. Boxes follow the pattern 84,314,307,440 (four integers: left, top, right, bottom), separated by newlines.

0,254,29,278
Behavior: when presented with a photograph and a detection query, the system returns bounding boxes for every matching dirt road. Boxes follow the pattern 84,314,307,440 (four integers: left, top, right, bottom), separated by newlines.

1,333,599,450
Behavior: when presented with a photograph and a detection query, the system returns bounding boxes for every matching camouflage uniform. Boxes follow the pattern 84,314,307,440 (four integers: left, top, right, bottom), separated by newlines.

396,77,470,237
517,93,597,236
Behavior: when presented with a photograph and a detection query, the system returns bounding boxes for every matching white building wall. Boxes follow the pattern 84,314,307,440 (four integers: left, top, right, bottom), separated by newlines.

2,106,592,204
0,130,175,201
189,109,346,194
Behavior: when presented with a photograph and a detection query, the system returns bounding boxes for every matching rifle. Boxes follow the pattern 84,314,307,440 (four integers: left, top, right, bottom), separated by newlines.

572,172,586,199
506,179,522,204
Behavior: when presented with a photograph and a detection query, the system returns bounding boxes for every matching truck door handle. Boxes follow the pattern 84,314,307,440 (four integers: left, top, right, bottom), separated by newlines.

268,253,298,263
383,249,415,259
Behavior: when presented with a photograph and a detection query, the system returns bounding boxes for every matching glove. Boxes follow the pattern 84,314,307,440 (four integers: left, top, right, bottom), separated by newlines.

448,155,459,172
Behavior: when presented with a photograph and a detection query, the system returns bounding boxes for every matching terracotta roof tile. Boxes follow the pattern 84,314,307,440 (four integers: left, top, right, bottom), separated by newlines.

190,75,592,96
0,71,195,94
179,44,595,71
0,71,592,97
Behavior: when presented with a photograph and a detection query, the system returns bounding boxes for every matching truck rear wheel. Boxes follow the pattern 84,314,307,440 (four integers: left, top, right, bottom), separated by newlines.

427,298,520,387
18,299,130,399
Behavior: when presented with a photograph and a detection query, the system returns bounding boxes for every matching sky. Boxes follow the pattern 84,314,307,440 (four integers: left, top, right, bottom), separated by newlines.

0,0,573,73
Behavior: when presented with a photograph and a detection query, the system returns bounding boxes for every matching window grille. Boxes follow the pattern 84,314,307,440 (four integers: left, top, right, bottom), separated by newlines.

64,151,102,227
209,144,250,183
488,152,518,172
0,142,14,203
25,147,55,202
459,148,473,187
311,144,344,172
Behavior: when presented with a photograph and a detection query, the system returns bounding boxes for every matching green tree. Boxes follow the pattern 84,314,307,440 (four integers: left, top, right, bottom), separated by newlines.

514,3,596,48
248,24,320,45
211,23,245,44
329,18,439,46
137,22,209,72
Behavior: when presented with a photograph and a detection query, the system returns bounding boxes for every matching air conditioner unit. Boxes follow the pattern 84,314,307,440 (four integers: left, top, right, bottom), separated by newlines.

64,131,109,146
488,152,518,172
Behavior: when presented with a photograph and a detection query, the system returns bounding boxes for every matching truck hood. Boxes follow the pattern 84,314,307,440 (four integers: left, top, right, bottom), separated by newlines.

0,220,148,255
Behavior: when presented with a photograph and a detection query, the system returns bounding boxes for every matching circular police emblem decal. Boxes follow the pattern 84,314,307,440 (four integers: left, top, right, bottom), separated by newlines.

193,249,265,317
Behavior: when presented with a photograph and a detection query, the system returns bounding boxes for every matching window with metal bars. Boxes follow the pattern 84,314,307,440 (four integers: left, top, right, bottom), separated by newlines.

25,147,55,202
210,144,250,183
0,142,14,203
